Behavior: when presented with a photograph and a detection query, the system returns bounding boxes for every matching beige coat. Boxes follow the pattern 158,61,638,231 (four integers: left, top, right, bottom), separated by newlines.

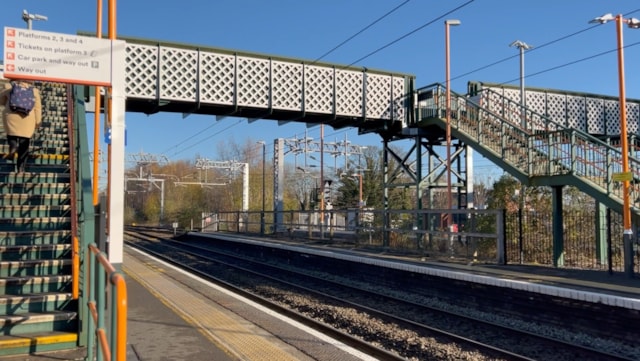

0,81,42,138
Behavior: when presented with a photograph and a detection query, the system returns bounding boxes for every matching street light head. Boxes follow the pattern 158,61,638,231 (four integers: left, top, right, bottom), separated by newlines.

509,40,532,50
627,18,640,29
22,9,48,22
589,13,615,24
445,19,461,26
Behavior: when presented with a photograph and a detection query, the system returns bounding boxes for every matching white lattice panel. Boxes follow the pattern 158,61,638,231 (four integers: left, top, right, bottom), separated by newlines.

335,69,362,117
366,73,389,119
272,60,303,111
125,43,158,99
392,77,405,121
482,84,640,136
502,88,522,125
605,99,621,134
502,88,519,105
525,90,545,118
122,40,410,122
485,91,503,116
304,65,334,114
159,47,198,101
199,51,235,105
627,103,639,134
586,98,605,134
546,93,566,126
565,95,586,132
237,56,269,108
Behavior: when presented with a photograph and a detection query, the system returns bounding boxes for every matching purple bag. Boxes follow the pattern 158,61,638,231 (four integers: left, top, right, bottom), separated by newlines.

9,82,35,116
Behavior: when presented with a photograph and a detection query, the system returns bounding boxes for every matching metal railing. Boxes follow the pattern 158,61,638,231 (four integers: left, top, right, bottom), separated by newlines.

504,209,640,274
70,84,128,361
206,208,505,264
66,83,80,301
415,83,640,216
86,244,128,361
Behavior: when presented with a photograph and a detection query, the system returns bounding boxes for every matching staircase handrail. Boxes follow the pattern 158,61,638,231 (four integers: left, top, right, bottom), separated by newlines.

64,83,80,301
414,83,640,212
470,85,640,165
87,243,128,361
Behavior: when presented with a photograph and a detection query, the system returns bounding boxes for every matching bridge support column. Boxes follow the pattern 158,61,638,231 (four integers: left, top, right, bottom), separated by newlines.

273,139,285,233
415,135,423,247
595,202,609,268
551,186,565,267
382,132,471,248
382,138,390,248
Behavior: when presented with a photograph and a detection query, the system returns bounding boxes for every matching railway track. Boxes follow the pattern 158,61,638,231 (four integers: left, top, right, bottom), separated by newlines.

124,228,637,361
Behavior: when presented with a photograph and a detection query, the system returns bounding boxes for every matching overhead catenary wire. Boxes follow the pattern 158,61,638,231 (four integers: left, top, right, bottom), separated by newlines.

345,0,475,68
167,119,243,158
312,0,412,64
156,4,640,162
452,8,640,85
160,119,223,156
159,1,477,155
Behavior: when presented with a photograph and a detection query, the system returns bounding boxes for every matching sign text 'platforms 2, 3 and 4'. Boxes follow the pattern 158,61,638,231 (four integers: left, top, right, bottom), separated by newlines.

3,27,124,86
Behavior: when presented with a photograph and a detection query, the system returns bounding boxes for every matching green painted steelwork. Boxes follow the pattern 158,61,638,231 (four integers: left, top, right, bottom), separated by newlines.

73,84,96,349
552,186,565,267
414,82,639,272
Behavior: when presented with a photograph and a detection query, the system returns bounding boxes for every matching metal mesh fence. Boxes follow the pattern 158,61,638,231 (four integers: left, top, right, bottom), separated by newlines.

504,210,639,273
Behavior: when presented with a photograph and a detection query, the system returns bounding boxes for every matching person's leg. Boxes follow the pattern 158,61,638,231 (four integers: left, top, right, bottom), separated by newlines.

4,136,18,160
16,136,31,172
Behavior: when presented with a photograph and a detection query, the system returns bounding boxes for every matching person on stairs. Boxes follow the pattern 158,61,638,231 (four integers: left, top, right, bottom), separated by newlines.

0,79,42,172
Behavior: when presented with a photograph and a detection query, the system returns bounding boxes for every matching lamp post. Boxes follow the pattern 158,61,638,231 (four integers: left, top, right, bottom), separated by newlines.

510,39,532,265
22,9,48,30
509,40,532,129
589,13,640,277
445,19,461,228
257,141,266,236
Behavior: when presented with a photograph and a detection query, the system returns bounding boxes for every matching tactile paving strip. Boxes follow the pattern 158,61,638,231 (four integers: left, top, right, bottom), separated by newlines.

123,251,301,361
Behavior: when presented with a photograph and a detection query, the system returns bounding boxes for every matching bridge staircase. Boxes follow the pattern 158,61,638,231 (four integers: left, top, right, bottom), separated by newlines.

415,83,640,223
0,81,80,357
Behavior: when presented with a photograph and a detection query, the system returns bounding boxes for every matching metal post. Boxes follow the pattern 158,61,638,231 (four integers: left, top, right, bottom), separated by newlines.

510,39,532,265
589,12,639,277
445,19,461,228
258,141,266,236
357,173,363,233
615,16,634,277
320,124,325,239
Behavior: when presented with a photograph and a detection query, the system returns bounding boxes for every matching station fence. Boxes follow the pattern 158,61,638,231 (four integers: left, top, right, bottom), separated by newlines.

202,208,505,264
198,208,639,275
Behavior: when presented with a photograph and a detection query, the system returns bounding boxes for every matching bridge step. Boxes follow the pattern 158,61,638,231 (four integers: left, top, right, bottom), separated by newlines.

0,259,71,278
0,292,74,315
0,244,71,261
0,217,72,232
0,194,70,206
0,275,71,294
0,171,70,184
0,231,71,247
0,183,70,195
0,312,77,336
0,331,78,357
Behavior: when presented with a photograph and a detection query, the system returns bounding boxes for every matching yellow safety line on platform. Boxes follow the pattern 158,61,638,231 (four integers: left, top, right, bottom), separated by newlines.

123,252,301,361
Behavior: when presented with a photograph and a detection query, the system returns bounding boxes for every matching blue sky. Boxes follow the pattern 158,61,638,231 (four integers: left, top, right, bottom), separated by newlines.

2,0,640,184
